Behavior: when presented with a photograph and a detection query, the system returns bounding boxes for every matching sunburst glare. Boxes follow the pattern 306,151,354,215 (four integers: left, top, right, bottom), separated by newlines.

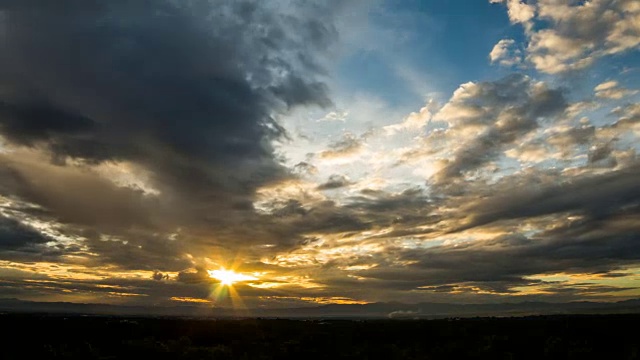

208,269,257,286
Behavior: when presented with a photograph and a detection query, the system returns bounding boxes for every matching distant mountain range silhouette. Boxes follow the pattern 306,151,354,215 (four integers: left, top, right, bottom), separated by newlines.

2,298,640,319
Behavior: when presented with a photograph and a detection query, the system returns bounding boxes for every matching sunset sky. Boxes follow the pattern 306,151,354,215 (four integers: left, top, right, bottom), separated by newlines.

1,0,640,309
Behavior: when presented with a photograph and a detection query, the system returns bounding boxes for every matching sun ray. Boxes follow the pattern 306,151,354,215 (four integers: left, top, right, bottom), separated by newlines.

207,268,258,310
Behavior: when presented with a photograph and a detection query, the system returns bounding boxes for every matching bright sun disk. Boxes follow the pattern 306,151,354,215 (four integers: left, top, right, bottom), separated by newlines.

207,269,257,286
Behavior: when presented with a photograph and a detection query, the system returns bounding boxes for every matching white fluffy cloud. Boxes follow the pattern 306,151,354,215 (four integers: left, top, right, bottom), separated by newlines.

506,0,536,25
383,99,437,134
594,81,638,99
490,0,640,73
489,39,522,66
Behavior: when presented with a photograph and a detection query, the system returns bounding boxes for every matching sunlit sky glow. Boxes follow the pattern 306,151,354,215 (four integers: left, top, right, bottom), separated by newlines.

0,0,639,308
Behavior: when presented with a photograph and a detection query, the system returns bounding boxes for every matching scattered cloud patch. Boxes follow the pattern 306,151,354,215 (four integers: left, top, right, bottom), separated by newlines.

489,39,522,66
491,0,640,74
594,81,638,99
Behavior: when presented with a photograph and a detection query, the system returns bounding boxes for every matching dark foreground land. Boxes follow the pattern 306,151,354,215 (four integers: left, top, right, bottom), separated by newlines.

2,314,639,359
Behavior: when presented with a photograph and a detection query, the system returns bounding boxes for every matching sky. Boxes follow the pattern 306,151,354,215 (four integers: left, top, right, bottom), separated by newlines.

0,0,640,309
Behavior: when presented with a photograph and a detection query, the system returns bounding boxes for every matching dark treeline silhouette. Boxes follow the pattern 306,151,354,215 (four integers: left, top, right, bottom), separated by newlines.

1,314,639,359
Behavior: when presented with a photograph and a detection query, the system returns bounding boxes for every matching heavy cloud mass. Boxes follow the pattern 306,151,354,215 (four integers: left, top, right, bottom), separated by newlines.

0,1,340,256
0,0,639,308
0,0,336,188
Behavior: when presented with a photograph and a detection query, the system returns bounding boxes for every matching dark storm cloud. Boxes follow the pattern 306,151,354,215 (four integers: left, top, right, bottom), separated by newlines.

265,199,368,240
422,228,639,282
0,215,51,250
0,0,335,205
84,230,192,271
355,211,640,293
0,0,348,268
0,100,95,145
432,74,567,184
256,186,434,252
0,154,199,269
0,151,160,231
457,162,640,231
347,187,429,214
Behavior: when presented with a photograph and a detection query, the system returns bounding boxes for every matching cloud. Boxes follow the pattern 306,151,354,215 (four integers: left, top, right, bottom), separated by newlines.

545,124,596,159
152,271,170,281
177,267,213,284
534,0,640,73
192,62,640,303
355,213,640,296
0,149,160,232
455,163,640,231
318,132,366,159
0,215,51,251
1,1,639,306
317,174,354,190
292,162,319,176
492,0,640,74
0,0,338,200
505,0,536,25
0,0,350,269
611,103,640,121
383,99,437,134
594,81,638,99
489,39,522,66
317,111,349,122
431,74,566,184
504,141,554,163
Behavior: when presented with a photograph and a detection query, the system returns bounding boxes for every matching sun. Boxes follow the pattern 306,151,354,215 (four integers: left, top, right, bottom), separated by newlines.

207,268,257,286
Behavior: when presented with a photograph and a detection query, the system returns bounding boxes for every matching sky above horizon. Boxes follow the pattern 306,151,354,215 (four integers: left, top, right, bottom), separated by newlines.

1,0,640,308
